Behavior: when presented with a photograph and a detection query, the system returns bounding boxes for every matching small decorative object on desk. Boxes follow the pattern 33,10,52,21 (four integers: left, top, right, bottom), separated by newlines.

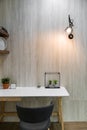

53,80,59,88
1,77,10,89
10,83,16,89
48,80,52,88
44,72,60,88
37,85,41,88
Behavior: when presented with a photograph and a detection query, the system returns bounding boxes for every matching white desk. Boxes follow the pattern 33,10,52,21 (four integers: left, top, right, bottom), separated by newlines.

0,86,69,130
0,86,69,97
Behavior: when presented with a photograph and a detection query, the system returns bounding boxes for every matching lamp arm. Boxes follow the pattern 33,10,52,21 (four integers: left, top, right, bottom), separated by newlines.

68,15,73,27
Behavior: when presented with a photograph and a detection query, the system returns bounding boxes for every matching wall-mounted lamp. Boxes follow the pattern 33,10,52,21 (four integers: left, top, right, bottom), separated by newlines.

65,15,74,39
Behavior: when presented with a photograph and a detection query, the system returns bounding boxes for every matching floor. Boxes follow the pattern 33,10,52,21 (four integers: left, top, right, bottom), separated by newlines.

0,122,19,130
0,122,87,130
64,122,87,130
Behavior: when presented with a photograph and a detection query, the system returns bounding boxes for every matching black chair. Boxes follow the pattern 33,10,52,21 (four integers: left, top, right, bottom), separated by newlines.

16,102,54,130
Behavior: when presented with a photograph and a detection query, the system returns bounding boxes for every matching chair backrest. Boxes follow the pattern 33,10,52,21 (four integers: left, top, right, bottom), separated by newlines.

16,102,54,123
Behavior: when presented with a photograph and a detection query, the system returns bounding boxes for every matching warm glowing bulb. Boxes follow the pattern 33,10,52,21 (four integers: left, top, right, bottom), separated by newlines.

66,27,72,34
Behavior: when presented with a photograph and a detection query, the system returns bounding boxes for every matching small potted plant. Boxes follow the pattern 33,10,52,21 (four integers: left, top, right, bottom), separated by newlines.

1,77,10,89
53,80,58,87
48,80,52,87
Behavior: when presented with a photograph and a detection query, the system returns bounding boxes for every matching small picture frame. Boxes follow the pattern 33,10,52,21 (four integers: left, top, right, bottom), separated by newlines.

10,84,16,89
44,72,60,88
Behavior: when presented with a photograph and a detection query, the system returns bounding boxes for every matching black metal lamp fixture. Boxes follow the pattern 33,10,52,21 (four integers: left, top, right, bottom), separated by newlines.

65,15,74,39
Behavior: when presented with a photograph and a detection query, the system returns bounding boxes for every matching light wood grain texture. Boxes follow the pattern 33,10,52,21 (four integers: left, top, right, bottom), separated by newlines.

0,122,87,130
0,97,21,101
0,0,87,121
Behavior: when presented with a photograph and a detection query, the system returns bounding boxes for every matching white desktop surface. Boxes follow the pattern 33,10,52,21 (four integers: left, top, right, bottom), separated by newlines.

0,86,69,97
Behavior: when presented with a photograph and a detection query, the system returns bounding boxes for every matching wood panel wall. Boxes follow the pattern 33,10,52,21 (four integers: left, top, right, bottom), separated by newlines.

0,0,87,121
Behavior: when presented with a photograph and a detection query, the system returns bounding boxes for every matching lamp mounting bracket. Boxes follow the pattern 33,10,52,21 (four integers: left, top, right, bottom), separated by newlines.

68,15,74,27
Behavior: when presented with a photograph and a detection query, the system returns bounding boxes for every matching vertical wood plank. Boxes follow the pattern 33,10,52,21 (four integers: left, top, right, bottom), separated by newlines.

0,0,87,121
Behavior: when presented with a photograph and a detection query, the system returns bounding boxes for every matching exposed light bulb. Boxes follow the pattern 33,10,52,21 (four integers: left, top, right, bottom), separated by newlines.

66,27,72,34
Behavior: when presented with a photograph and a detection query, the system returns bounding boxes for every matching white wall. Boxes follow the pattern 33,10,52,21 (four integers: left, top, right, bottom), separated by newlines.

0,0,87,121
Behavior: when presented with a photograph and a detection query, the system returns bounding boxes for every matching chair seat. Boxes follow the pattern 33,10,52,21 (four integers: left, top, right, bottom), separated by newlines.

20,119,50,130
